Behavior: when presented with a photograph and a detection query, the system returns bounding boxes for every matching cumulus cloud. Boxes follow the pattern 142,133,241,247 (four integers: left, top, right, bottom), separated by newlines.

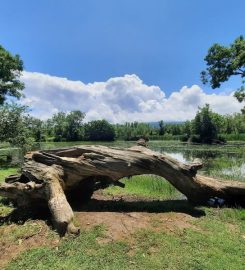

20,71,244,123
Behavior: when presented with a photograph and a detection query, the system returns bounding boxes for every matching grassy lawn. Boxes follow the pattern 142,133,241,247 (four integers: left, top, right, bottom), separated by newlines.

3,207,245,270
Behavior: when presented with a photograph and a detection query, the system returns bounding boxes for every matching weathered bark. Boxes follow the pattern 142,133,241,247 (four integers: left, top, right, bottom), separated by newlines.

0,145,245,235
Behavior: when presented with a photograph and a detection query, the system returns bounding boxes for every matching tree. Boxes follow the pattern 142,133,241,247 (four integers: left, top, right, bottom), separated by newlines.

25,117,44,142
50,111,85,141
52,112,67,141
0,103,35,152
0,45,24,104
84,120,115,141
159,120,165,135
191,104,219,143
114,122,151,141
65,111,85,141
201,36,245,111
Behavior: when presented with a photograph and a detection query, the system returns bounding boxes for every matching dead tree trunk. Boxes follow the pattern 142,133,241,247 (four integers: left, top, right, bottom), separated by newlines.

1,145,245,235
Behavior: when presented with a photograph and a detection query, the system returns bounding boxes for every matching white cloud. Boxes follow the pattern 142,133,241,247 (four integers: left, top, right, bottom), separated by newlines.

20,71,244,123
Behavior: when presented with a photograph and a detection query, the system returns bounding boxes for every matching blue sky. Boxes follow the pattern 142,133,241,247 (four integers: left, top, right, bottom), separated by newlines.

1,0,245,122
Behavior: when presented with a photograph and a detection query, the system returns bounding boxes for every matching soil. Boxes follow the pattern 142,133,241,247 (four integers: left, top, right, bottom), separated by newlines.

0,221,59,269
76,191,199,242
0,191,200,268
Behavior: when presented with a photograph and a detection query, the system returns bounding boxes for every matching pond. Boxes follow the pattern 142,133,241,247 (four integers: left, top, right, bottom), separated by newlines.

150,141,245,182
1,140,245,182
38,140,245,182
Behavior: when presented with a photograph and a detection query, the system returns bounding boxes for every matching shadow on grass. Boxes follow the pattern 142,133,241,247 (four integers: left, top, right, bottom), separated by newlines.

0,197,205,228
72,198,206,218
0,198,51,226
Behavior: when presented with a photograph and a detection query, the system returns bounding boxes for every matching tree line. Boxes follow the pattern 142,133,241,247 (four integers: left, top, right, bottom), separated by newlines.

0,103,116,151
116,105,245,143
1,102,245,152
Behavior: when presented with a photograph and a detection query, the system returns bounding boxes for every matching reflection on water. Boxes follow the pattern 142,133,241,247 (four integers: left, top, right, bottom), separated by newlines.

221,163,245,178
163,152,187,164
1,140,245,181
150,144,245,182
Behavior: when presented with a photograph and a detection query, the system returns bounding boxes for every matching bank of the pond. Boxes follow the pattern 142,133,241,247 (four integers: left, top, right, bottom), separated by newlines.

1,140,245,182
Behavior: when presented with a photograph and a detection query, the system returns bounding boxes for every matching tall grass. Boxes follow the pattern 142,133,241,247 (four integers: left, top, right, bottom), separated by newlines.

221,133,245,141
105,175,180,199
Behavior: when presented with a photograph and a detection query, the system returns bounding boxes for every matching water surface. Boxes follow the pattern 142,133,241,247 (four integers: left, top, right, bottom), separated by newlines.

40,141,245,182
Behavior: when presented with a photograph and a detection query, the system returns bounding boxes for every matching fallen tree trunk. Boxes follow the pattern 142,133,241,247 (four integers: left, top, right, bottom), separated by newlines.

1,145,245,235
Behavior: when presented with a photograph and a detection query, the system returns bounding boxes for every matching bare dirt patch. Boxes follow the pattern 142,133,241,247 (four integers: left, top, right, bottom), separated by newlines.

0,220,59,269
0,191,202,267
75,191,200,242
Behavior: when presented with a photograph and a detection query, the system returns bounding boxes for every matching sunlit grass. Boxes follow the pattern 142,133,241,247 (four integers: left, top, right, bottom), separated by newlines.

0,167,18,183
105,175,181,199
5,207,245,270
0,221,43,244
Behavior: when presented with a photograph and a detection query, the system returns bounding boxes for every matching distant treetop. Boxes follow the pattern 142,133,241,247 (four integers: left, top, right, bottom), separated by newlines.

0,45,24,105
201,35,245,112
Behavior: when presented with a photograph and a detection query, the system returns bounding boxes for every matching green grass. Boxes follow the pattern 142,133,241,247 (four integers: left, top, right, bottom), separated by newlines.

5,208,245,270
105,175,181,199
199,156,245,181
0,167,18,183
0,221,43,244
0,167,19,217
221,133,245,141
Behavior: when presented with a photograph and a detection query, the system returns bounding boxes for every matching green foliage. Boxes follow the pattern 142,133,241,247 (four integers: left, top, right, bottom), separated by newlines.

112,111,244,142
65,111,85,141
51,112,67,141
201,36,245,111
25,116,45,142
191,104,224,143
158,120,165,135
221,133,245,141
115,122,152,140
0,45,24,104
51,111,85,141
0,103,35,152
1,105,245,150
84,120,115,141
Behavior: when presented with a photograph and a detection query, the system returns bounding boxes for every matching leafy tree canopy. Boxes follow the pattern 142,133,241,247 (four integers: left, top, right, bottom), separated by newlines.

201,36,245,111
51,111,85,141
0,45,24,104
191,104,221,143
159,120,165,136
84,120,115,141
0,103,35,152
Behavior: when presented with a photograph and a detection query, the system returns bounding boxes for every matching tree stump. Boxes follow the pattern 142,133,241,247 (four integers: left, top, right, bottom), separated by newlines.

1,145,245,235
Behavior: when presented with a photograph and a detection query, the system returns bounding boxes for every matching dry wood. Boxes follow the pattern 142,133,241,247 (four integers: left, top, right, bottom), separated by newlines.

1,145,245,235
